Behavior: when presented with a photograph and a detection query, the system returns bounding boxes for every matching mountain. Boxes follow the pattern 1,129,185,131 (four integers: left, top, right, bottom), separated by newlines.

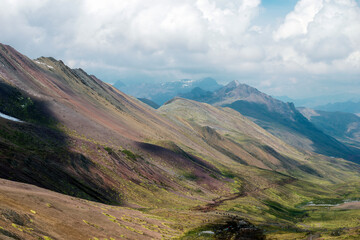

299,107,360,149
178,87,213,102
273,95,294,103
117,77,222,106
137,98,160,109
0,43,233,208
180,80,359,161
159,98,329,176
1,43,360,239
315,101,360,114
113,80,126,89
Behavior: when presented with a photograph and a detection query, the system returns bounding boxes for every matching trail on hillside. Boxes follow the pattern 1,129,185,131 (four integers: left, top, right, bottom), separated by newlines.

193,177,296,212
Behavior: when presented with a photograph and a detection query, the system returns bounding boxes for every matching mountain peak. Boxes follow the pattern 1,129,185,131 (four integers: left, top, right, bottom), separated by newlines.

221,81,261,98
226,80,241,88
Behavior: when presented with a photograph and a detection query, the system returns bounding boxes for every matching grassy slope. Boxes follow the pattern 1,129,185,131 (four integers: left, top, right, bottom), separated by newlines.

159,98,360,183
1,44,360,239
159,98,360,239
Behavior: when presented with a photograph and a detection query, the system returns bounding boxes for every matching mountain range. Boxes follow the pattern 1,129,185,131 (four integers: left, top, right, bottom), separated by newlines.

1,43,360,239
117,77,222,105
179,81,360,161
315,101,360,114
299,107,360,149
275,94,360,109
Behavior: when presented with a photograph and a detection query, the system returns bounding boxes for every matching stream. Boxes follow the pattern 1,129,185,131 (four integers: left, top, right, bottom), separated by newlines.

302,200,360,207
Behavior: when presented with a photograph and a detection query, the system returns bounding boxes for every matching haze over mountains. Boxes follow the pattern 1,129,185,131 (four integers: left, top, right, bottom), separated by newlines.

275,94,360,110
315,101,360,115
1,44,360,239
117,78,222,105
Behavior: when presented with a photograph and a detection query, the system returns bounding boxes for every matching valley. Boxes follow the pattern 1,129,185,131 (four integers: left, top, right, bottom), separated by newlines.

0,43,360,240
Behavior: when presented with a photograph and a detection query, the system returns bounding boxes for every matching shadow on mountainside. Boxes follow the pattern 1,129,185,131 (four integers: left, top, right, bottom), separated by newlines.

0,81,122,204
225,100,360,162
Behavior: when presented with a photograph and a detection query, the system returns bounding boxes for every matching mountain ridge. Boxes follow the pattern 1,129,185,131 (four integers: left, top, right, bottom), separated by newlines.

178,82,359,161
116,77,223,105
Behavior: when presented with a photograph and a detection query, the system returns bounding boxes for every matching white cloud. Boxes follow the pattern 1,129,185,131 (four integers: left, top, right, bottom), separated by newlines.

273,0,323,41
270,0,360,76
0,0,359,98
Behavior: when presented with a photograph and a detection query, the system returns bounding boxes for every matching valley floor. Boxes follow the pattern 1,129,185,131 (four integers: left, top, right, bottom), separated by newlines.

1,178,360,240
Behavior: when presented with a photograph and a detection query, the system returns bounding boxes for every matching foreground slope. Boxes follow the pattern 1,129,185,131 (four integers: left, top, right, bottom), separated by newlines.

0,43,233,206
1,43,360,239
0,178,183,240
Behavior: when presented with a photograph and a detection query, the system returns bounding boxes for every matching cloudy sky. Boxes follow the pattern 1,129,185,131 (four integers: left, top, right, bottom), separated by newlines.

1,0,359,99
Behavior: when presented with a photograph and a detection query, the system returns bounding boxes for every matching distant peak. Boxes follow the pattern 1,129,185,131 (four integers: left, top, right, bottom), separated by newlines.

225,80,242,89
230,80,240,85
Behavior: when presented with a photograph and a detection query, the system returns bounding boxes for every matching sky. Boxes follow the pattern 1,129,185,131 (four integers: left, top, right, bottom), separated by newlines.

0,0,359,99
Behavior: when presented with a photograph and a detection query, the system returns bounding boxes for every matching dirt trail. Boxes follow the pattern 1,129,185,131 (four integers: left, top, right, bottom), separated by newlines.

193,178,296,212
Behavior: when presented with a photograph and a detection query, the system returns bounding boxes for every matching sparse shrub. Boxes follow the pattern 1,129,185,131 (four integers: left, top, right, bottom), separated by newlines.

209,173,218,179
222,170,236,179
104,147,113,154
122,149,137,161
82,220,100,228
182,172,198,181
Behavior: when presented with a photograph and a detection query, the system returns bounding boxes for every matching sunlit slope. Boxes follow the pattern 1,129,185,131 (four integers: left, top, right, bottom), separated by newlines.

0,44,194,144
180,81,358,160
0,43,235,207
159,98,360,183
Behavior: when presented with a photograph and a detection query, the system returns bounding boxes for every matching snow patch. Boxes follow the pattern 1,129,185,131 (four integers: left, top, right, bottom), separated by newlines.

34,60,54,69
0,112,23,122
199,231,214,235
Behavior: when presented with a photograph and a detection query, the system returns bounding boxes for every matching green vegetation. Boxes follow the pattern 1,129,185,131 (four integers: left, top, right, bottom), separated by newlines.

264,200,308,222
221,170,236,179
121,149,137,161
104,146,113,154
182,172,198,181
11,223,33,233
82,220,100,228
